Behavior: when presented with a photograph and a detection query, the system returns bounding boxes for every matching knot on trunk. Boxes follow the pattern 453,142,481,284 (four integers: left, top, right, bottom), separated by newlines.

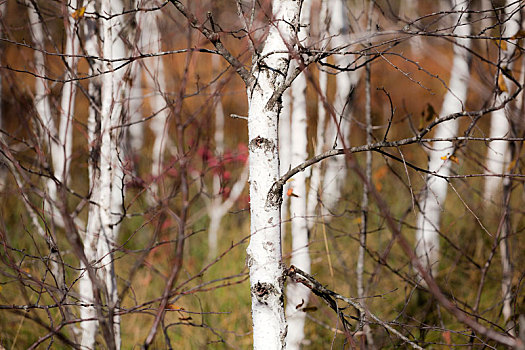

251,281,277,304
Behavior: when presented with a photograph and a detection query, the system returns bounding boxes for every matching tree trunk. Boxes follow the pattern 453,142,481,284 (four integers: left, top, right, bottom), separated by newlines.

50,0,79,202
319,0,359,214
246,1,299,348
416,3,471,276
483,0,520,203
285,1,312,348
141,7,170,199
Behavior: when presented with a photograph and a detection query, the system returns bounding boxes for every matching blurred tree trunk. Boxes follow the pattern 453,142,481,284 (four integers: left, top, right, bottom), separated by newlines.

483,0,520,203
141,5,170,199
246,0,299,347
50,0,79,202
415,2,471,277
206,54,248,259
316,0,359,216
284,1,312,349
79,0,102,346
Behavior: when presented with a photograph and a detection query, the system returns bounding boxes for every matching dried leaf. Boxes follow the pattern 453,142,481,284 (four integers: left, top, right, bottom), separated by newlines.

498,72,508,92
286,188,299,198
166,304,183,311
449,155,459,164
492,39,508,51
442,330,451,345
71,7,86,20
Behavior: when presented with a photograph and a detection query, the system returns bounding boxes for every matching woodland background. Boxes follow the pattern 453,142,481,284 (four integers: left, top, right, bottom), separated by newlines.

0,0,524,349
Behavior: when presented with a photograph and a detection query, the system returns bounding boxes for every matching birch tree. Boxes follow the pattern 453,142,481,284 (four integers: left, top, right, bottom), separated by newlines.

284,1,312,347
483,0,520,203
244,1,300,346
415,1,472,276
307,0,359,222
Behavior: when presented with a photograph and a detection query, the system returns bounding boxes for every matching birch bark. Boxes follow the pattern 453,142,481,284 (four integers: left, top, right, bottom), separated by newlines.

284,1,311,348
415,3,471,276
79,0,102,346
206,54,248,259
482,0,521,325
483,0,520,203
317,0,358,215
80,0,127,347
50,0,80,202
141,5,170,199
246,1,299,348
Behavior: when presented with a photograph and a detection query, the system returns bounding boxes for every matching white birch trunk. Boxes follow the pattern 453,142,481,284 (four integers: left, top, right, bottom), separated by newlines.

246,1,299,348
483,0,521,324
26,0,70,293
50,0,79,202
129,62,144,154
319,0,358,214
88,0,126,347
285,1,311,348
79,1,102,346
142,8,170,198
207,55,249,258
483,0,520,203
415,4,471,275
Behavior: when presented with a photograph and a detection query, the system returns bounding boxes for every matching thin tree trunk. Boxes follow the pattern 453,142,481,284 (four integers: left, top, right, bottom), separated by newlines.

415,3,471,276
246,1,299,347
50,0,79,202
142,8,170,199
483,0,520,203
319,0,358,214
285,1,311,348
207,54,249,258
79,1,102,347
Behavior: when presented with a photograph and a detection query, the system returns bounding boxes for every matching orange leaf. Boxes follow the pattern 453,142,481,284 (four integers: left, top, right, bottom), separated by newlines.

71,7,86,20
442,330,451,345
498,72,508,92
166,304,183,311
440,156,448,160
286,188,299,197
372,165,388,181
449,155,459,164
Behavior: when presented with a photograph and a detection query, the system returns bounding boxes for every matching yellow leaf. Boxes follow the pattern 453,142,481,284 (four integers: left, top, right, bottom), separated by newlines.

0,285,3,292
71,7,86,20
440,156,448,160
492,39,508,51
507,159,517,171
498,72,508,92
166,304,183,311
353,217,362,225
449,155,459,164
